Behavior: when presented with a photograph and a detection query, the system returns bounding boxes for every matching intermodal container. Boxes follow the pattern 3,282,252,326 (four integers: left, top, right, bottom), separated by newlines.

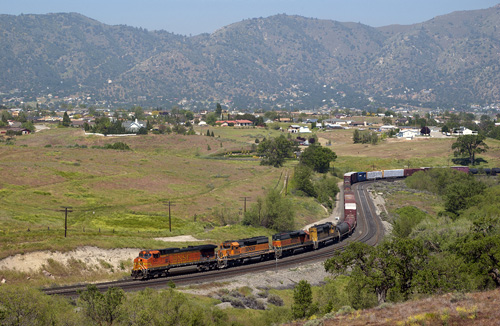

383,169,404,178
367,171,383,180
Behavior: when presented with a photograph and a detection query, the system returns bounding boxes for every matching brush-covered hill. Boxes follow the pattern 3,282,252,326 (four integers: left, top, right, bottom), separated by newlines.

1,5,500,108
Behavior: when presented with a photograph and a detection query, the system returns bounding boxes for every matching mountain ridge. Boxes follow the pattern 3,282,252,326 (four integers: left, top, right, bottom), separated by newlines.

1,6,500,109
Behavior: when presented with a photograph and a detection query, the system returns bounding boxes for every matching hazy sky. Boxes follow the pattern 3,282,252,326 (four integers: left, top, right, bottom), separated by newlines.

1,0,499,36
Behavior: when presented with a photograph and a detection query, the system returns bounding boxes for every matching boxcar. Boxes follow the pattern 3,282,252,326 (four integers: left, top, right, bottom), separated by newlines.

343,172,357,188
451,166,470,173
404,168,424,177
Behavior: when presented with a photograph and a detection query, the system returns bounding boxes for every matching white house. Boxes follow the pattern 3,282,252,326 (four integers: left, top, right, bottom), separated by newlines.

453,126,478,136
397,129,419,140
287,125,312,133
122,119,146,133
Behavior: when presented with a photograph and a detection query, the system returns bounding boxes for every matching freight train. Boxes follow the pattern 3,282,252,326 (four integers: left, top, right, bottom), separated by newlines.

131,165,478,280
131,203,357,279
342,166,473,190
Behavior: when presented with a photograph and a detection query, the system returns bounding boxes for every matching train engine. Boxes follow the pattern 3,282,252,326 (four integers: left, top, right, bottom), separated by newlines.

217,236,273,268
272,230,312,258
308,222,339,249
131,244,218,279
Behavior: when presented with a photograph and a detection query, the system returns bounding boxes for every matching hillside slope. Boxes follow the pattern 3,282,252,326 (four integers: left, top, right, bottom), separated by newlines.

1,5,500,108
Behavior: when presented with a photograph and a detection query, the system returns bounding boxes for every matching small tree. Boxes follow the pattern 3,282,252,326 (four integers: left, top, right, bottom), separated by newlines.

78,285,125,326
292,280,315,319
420,126,431,135
452,134,488,165
353,129,361,143
257,135,298,168
62,111,71,127
299,144,337,173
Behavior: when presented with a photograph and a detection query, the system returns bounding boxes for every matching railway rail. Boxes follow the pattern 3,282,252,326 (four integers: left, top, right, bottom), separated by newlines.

42,182,384,297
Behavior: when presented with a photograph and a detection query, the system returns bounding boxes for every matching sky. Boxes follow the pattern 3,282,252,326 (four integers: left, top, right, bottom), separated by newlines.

1,0,499,36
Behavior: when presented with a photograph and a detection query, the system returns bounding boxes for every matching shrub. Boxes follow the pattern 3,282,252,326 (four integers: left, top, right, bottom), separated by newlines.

267,294,284,306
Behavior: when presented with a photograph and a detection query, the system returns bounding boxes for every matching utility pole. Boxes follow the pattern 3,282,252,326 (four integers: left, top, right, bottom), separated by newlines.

239,197,251,213
163,201,175,232
59,206,73,238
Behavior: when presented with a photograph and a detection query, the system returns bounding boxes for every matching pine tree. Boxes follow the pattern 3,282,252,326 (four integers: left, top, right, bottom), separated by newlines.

62,111,71,127
292,280,314,319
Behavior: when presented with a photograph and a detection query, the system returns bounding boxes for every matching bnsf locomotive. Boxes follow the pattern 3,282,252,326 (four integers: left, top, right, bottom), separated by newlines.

132,218,357,279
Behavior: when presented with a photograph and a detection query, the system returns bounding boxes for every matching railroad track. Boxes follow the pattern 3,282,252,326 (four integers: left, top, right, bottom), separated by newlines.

42,182,384,297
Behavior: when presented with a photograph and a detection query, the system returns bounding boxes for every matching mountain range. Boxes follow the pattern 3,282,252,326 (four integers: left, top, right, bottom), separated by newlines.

1,5,500,110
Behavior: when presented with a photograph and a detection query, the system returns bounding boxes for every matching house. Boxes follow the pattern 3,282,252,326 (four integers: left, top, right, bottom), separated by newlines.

323,118,348,125
397,129,419,140
3,127,31,135
453,127,478,136
288,125,311,133
235,120,253,127
122,119,146,133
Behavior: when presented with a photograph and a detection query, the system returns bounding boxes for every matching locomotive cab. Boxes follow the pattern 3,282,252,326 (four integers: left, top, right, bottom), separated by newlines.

132,250,152,278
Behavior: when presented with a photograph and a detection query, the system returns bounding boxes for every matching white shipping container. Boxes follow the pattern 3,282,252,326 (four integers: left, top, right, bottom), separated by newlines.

367,171,383,180
345,203,357,210
383,169,405,178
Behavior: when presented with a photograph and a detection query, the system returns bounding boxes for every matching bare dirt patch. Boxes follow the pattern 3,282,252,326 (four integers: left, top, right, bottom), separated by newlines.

0,246,138,274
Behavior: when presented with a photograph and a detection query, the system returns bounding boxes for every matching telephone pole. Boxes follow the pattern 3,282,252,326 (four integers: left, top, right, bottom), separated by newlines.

163,201,175,232
239,197,251,213
59,206,73,238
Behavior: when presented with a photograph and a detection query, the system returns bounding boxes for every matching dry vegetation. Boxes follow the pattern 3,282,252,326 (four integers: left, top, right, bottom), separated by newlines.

289,289,500,326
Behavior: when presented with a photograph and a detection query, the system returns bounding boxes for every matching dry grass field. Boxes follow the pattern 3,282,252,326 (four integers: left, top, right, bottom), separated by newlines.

0,127,291,258
319,129,500,171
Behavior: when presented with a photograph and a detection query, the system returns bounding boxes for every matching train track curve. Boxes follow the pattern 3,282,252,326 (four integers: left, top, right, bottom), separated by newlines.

42,182,385,297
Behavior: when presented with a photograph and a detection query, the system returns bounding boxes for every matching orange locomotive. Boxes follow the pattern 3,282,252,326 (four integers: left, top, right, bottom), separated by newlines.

217,236,273,268
131,244,218,279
